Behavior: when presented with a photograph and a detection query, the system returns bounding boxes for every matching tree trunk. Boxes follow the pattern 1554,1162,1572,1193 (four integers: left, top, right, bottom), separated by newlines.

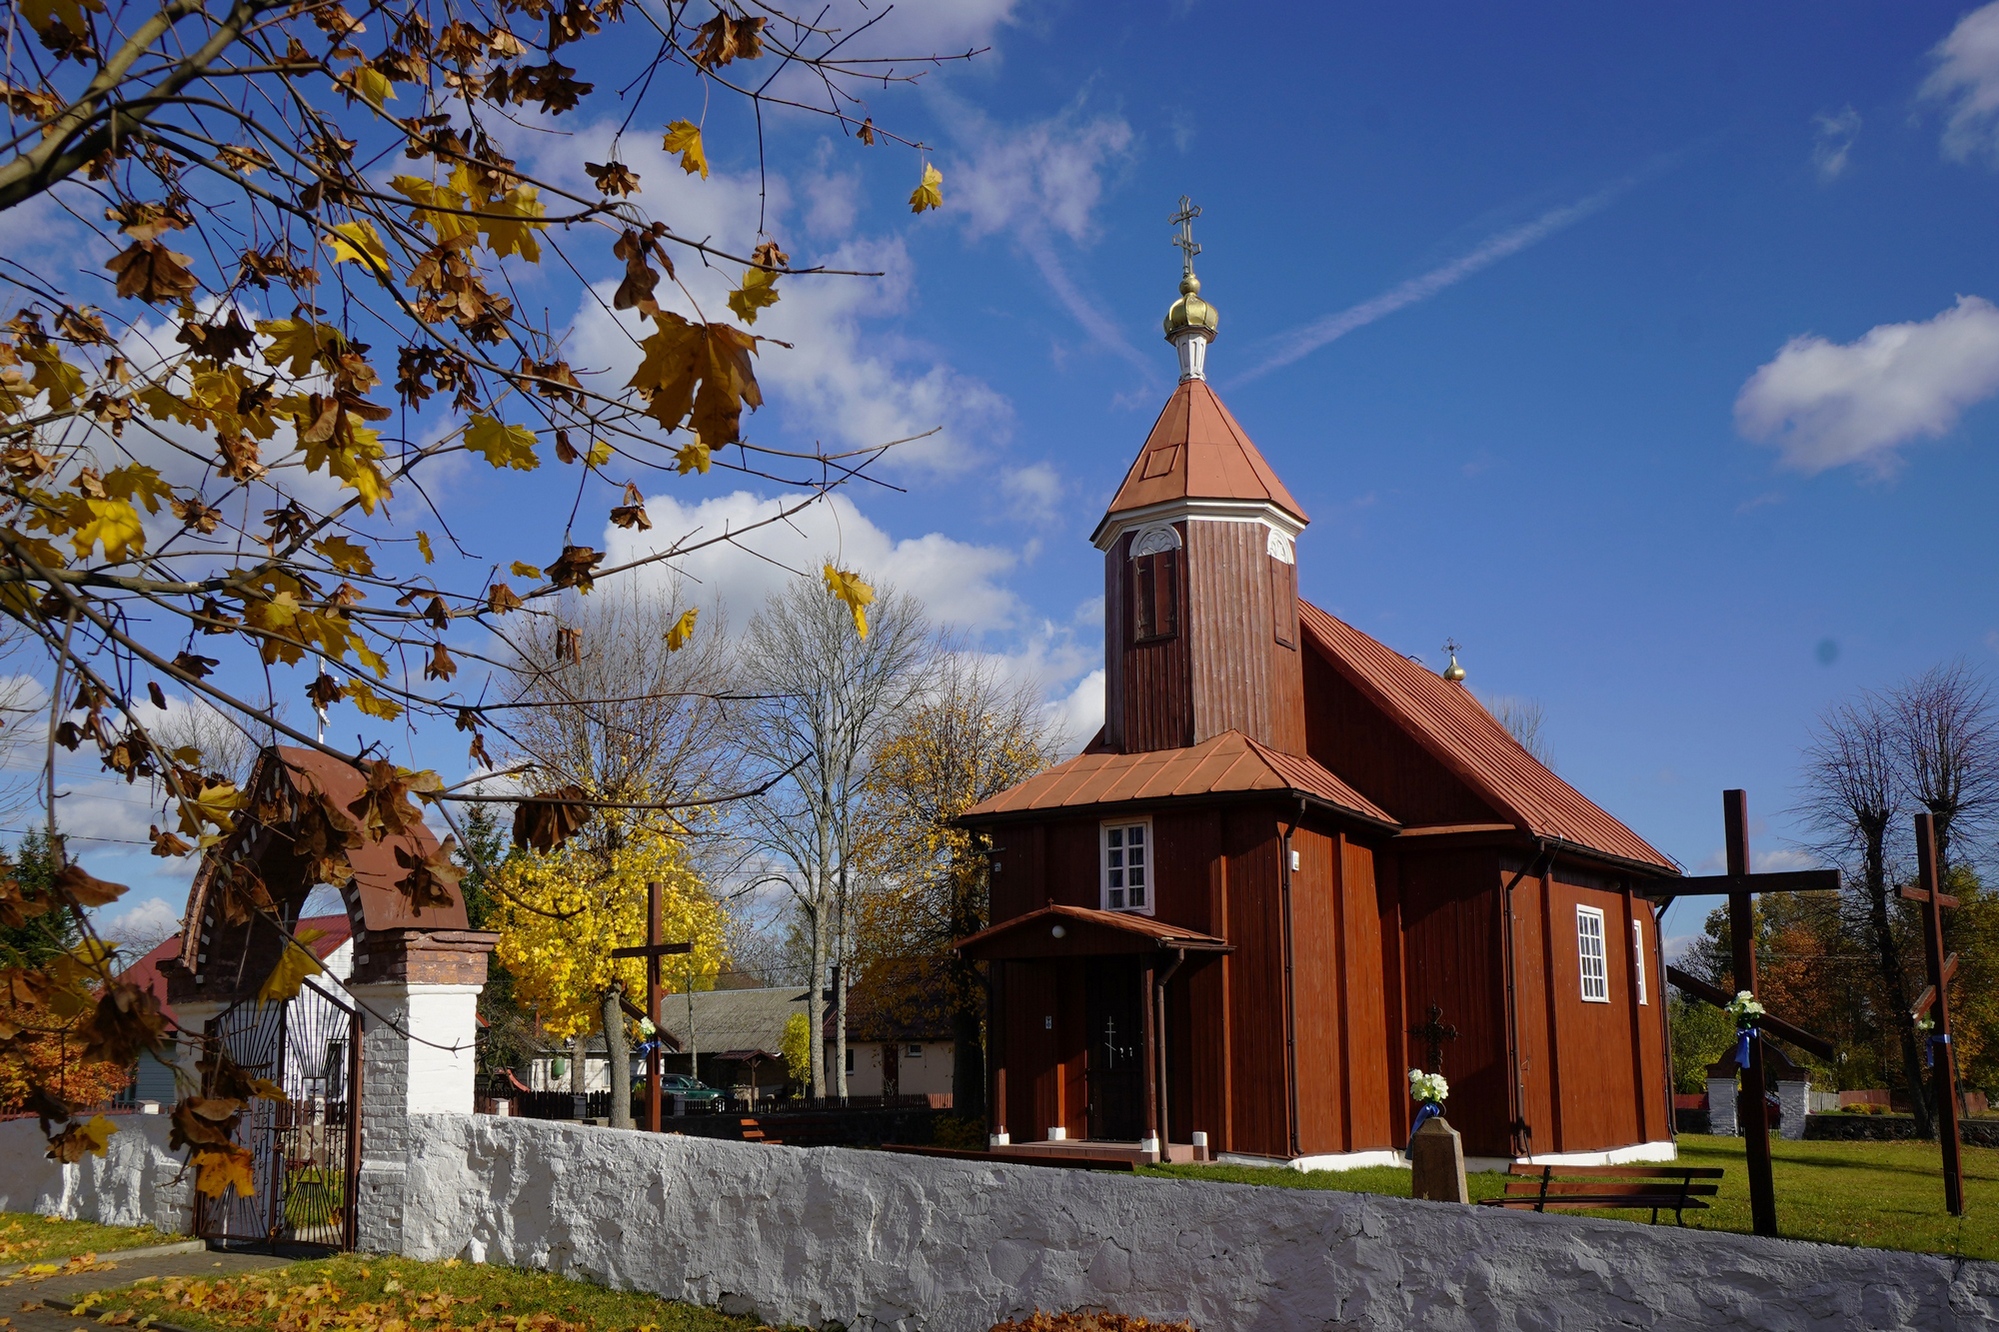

1860,823,1933,1137
806,890,827,1101
951,970,985,1121
834,864,850,1101
569,1030,588,1120
603,983,632,1129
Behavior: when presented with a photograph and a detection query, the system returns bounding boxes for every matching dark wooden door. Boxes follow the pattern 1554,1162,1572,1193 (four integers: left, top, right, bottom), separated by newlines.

1086,959,1145,1141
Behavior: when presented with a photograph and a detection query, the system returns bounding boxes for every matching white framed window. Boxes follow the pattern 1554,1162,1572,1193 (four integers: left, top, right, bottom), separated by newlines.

1633,918,1648,1006
1576,906,1609,1003
905,1043,923,1058
1102,820,1152,913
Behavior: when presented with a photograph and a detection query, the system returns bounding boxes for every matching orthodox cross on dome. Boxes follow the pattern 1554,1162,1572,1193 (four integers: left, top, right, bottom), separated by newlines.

1170,195,1202,275
1409,1003,1458,1074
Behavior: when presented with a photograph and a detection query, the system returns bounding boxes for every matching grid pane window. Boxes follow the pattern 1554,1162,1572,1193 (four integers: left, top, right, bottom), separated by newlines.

1103,822,1150,913
1577,906,1609,1003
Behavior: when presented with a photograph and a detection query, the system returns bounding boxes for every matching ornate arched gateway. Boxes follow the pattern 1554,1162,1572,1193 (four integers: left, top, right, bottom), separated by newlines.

159,746,494,1250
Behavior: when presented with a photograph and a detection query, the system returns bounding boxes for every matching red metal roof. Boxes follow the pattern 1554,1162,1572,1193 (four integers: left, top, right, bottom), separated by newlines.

958,728,1394,826
121,914,350,1025
1095,379,1308,534
956,902,1228,960
1297,601,1676,872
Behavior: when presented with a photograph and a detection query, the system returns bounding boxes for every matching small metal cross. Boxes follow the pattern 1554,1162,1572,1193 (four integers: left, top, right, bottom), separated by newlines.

1170,195,1202,275
1409,1003,1458,1075
1442,637,1462,658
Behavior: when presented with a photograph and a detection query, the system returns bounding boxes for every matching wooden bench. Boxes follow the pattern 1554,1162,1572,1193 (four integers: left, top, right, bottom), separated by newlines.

1479,1163,1725,1225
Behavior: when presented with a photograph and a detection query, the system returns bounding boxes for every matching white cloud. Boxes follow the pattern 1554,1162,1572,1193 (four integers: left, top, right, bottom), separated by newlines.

941,102,1148,373
1734,295,1999,475
1046,668,1104,755
1923,3,1999,165
999,462,1064,527
603,488,1021,632
96,897,182,951
544,117,1010,476
1812,106,1861,181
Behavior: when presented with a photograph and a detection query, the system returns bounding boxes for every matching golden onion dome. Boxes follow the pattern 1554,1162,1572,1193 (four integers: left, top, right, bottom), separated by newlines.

1164,272,1219,340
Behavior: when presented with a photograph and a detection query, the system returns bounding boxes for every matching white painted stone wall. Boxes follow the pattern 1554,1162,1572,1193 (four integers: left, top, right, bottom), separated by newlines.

1707,1075,1739,1136
400,1114,1997,1332
0,1113,192,1235
1777,1079,1811,1141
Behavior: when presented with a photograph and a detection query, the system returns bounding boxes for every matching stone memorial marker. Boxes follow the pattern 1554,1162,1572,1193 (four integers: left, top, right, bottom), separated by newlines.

1409,1116,1469,1204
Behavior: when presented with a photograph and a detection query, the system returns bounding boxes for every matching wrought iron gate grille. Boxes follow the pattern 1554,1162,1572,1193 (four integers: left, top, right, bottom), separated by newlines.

197,977,361,1252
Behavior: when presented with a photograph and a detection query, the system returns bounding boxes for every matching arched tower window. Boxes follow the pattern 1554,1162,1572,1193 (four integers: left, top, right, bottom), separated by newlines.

1130,524,1181,643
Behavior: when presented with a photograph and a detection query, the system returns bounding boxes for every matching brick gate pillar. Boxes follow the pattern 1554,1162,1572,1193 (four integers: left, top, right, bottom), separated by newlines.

346,929,498,1255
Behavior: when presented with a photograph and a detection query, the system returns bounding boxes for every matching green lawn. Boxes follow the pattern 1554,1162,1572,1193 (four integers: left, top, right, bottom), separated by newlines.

0,1212,176,1265
1145,1134,1999,1261
74,1253,800,1332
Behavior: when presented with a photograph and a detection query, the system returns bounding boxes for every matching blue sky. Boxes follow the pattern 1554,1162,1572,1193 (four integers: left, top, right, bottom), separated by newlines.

58,2,1999,953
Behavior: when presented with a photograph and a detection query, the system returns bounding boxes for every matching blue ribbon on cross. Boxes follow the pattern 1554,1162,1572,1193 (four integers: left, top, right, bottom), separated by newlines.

1734,1025,1759,1069
1926,1032,1951,1068
1405,1100,1442,1155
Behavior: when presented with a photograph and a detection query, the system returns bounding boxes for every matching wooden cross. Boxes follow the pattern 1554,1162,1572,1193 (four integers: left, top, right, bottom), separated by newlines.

1170,195,1202,275
1905,812,1965,1217
1650,790,1838,1239
609,881,690,1133
1409,1004,1458,1075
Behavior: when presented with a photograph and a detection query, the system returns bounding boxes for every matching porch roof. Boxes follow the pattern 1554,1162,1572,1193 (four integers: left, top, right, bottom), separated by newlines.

956,902,1229,961
957,729,1395,828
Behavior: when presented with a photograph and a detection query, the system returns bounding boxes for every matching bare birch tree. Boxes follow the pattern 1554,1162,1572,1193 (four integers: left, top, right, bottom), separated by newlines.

736,575,931,1099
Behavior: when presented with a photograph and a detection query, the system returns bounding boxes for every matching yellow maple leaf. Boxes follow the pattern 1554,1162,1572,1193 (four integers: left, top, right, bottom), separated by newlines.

727,268,779,325
195,1146,256,1199
72,498,144,561
21,0,101,38
257,318,345,376
674,439,711,474
258,928,327,1007
478,186,546,261
76,1115,116,1157
313,536,375,576
176,780,242,838
417,530,435,564
101,464,173,514
662,120,708,179
585,439,612,468
510,561,542,579
342,679,403,721
465,414,540,470
390,175,477,242
345,66,396,111
325,219,390,272
822,564,874,639
665,607,698,651
909,162,943,214
627,312,763,445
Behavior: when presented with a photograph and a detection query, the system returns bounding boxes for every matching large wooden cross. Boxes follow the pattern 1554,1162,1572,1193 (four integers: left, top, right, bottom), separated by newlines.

609,880,690,1133
1906,812,1965,1217
1649,790,1838,1239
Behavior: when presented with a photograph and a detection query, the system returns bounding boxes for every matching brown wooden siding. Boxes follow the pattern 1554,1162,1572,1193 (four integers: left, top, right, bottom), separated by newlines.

1289,825,1343,1155
1119,526,1194,751
1266,554,1307,754
1543,873,1644,1151
1223,805,1288,1156
1302,643,1504,827
1186,520,1274,747
1501,854,1554,1159
1399,847,1512,1158
1103,533,1126,749
1339,836,1393,1149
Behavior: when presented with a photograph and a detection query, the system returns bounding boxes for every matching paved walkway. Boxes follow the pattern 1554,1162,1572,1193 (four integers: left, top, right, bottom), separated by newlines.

3,1244,293,1332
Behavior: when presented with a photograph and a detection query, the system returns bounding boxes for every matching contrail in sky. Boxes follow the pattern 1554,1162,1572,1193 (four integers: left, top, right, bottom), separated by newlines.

1232,165,1666,386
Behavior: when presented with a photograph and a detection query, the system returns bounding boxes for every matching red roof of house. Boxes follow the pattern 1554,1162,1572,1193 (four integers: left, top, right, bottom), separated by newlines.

957,902,1229,960
121,914,351,1026
1094,380,1307,537
959,728,1394,827
1298,601,1675,871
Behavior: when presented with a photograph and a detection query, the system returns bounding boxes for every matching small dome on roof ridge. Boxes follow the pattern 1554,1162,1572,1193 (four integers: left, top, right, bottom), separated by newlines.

1165,271,1219,339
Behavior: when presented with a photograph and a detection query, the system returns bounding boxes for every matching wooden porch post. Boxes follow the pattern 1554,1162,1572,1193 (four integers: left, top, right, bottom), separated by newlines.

1141,959,1159,1147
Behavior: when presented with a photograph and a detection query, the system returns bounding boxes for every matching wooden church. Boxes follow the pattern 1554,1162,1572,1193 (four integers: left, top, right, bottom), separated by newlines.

958,208,1681,1168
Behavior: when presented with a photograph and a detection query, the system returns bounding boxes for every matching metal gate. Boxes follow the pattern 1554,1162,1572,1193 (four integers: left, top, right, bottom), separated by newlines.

196,978,362,1252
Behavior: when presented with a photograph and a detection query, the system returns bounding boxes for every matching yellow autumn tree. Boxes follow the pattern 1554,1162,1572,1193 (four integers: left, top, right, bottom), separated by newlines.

490,824,726,1043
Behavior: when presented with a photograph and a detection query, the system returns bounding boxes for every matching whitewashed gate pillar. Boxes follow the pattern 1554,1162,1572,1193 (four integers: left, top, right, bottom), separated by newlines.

347,929,497,1255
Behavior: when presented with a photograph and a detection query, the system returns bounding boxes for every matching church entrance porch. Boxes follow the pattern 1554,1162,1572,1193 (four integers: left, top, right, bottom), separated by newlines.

1085,958,1146,1141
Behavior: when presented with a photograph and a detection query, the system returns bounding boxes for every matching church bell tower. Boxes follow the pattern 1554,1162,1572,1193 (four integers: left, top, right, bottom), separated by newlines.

1091,198,1310,756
